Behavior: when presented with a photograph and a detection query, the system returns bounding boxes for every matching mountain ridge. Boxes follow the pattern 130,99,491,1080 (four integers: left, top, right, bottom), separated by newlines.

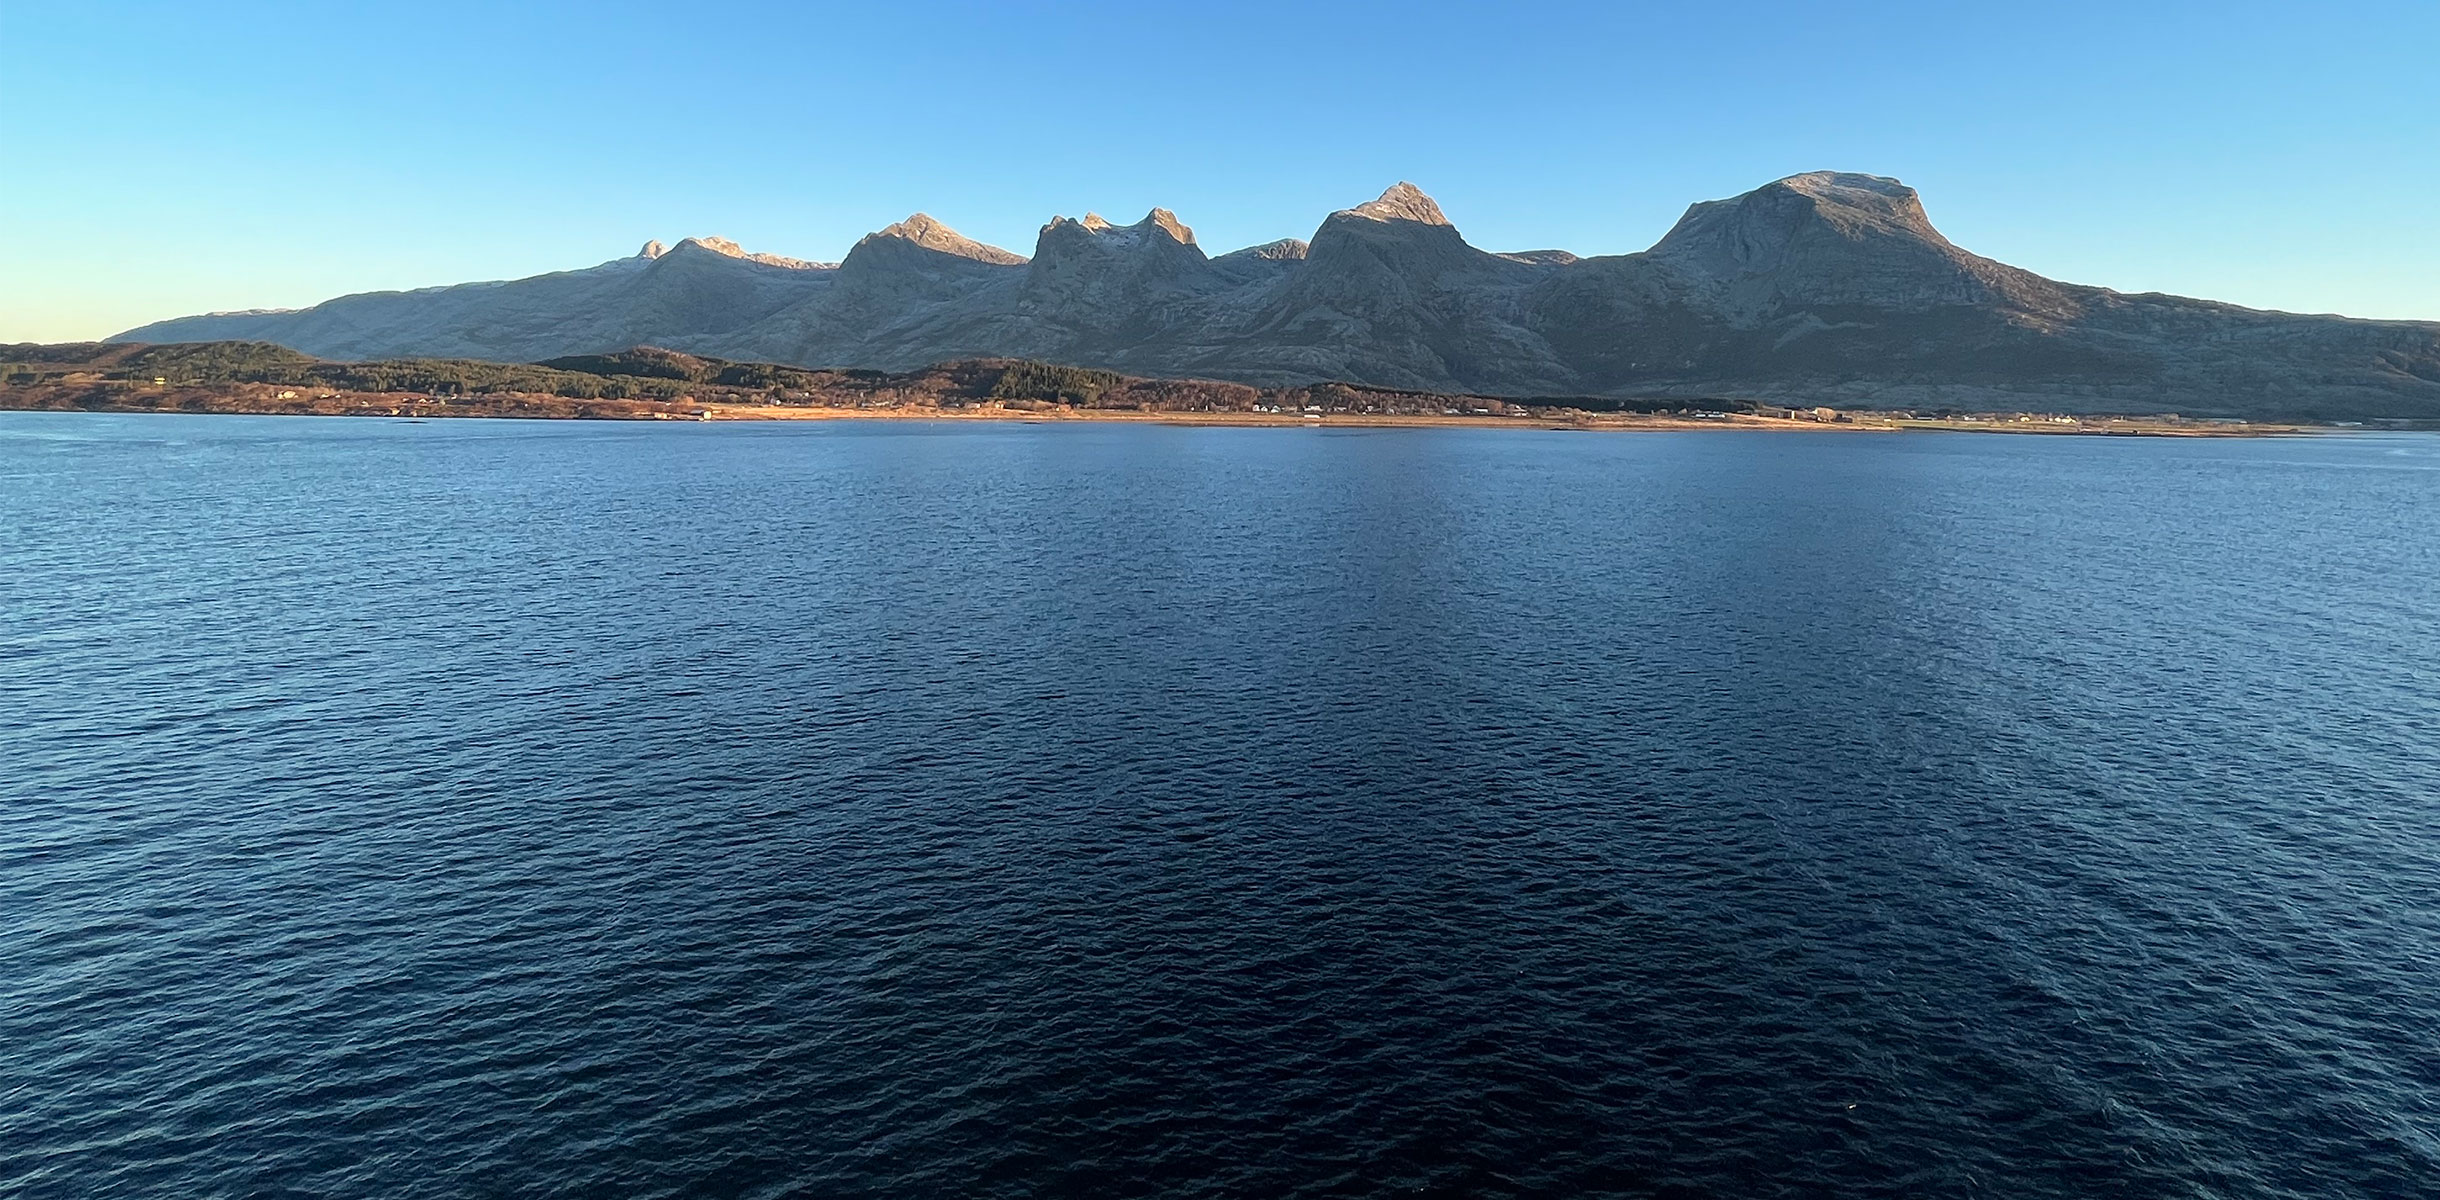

112,175,2440,422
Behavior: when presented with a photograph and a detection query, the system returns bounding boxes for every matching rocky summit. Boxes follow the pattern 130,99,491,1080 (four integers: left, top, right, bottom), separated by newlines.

116,174,2440,420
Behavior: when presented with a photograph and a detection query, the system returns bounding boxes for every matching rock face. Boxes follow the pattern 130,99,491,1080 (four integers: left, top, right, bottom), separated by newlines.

115,175,2440,419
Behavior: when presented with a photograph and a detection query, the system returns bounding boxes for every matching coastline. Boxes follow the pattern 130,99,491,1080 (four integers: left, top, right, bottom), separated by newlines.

0,387,2318,437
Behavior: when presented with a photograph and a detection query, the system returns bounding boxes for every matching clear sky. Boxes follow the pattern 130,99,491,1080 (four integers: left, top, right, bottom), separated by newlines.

3,0,2434,342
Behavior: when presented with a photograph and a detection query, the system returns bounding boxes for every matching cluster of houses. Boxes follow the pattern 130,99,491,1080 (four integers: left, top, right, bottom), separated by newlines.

1753,405,1847,422
1752,404,2103,427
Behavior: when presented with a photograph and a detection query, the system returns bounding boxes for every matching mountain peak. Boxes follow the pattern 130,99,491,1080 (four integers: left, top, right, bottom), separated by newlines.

1141,207,1194,245
1777,171,1916,200
1646,170,2076,318
1028,205,1210,291
638,240,667,259
1043,209,1196,247
875,213,950,242
1223,237,1309,262
664,236,827,270
1766,172,1937,236
866,214,1026,265
1652,170,1950,269
1344,182,1450,226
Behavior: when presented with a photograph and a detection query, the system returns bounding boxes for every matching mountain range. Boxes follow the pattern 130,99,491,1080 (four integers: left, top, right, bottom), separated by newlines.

117,173,2440,420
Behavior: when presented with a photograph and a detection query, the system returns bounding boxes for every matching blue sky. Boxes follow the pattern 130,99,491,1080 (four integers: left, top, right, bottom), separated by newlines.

3,0,2434,341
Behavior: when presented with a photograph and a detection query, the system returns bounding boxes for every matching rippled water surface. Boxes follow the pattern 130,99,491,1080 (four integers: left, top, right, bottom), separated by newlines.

4,413,2437,1198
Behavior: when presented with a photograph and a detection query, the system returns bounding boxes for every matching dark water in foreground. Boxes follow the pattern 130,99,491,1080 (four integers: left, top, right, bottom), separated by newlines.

4,414,2437,1199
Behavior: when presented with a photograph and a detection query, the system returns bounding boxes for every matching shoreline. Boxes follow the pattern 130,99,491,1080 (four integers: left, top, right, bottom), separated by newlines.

0,390,2321,437
699,403,2312,436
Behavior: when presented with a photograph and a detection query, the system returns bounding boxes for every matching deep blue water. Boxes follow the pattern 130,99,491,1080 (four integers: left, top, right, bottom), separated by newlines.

3,413,2437,1199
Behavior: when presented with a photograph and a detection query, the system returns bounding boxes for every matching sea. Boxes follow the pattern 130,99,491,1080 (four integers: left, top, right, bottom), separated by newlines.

3,412,2436,1199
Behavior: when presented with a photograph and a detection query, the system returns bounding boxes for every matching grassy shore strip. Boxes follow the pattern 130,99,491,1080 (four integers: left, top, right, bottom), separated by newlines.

0,383,2313,436
0,342,2326,435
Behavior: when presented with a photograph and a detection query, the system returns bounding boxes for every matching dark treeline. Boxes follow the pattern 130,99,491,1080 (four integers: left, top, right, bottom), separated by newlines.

2,342,704,399
987,362,1128,405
